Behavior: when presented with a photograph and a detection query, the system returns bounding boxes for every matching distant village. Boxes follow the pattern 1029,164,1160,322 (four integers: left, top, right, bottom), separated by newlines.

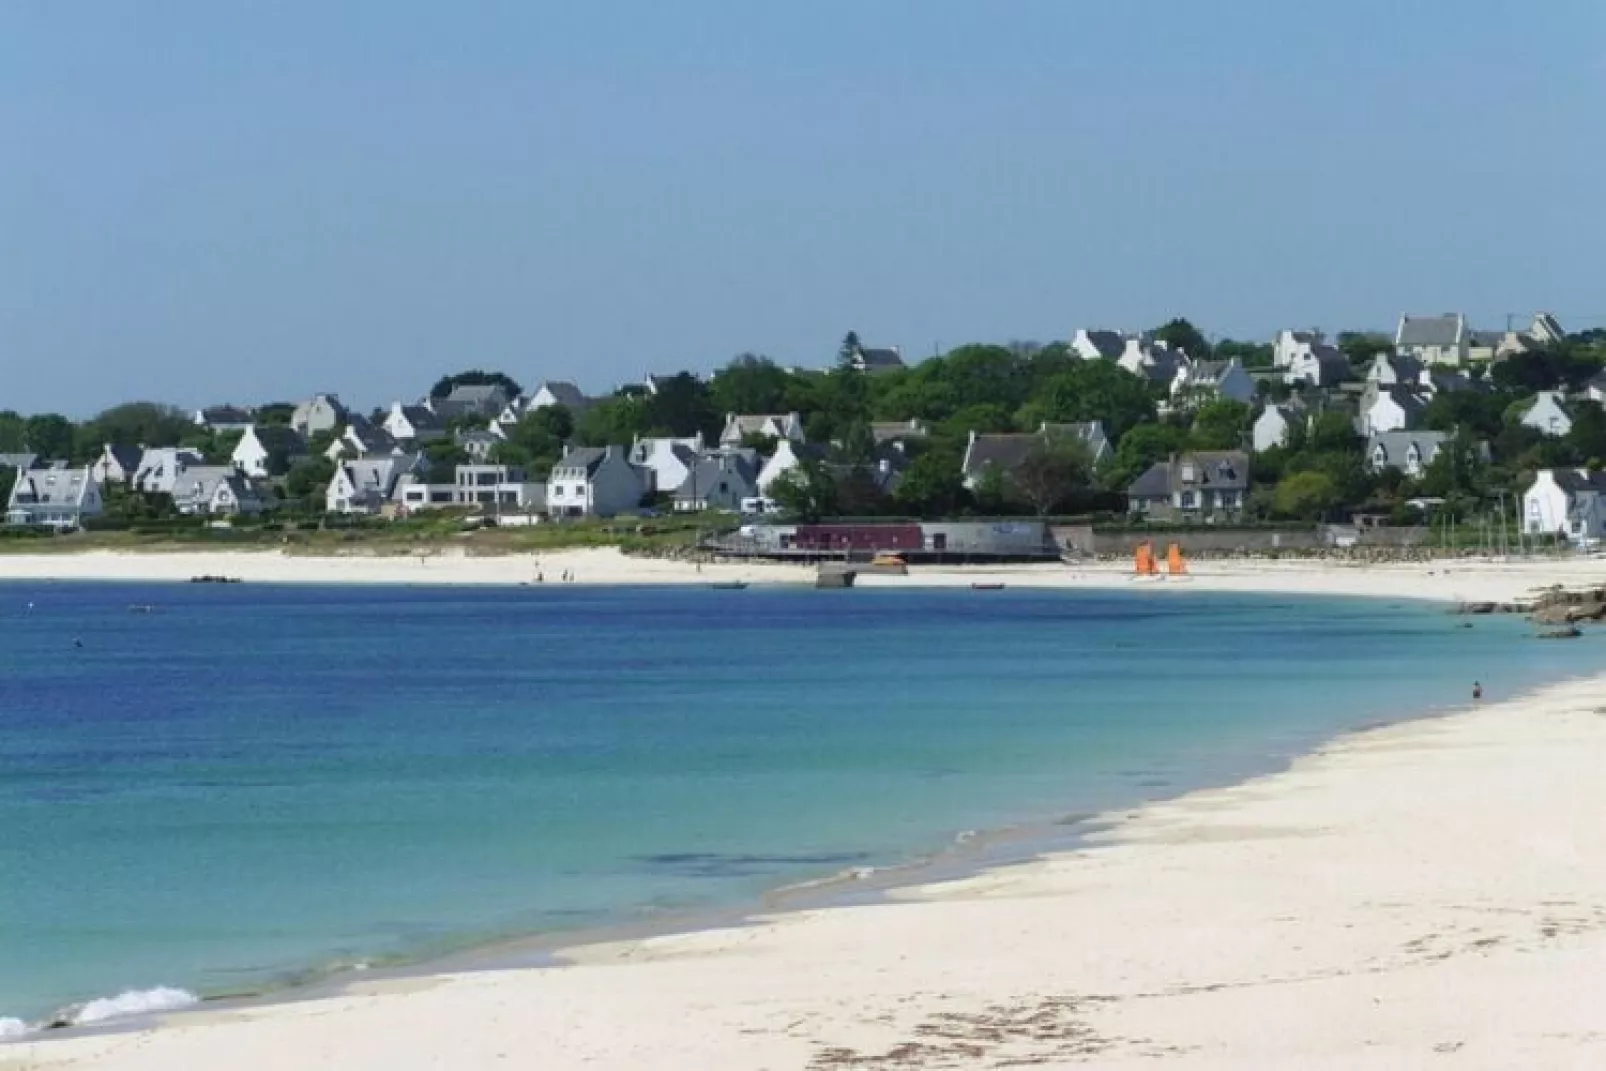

6,312,1606,550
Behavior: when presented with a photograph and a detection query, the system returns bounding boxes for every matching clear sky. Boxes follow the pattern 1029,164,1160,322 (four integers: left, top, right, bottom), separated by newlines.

3,1,1603,416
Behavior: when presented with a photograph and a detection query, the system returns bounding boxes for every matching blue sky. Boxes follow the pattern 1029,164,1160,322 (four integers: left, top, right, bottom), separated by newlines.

3,0,1603,415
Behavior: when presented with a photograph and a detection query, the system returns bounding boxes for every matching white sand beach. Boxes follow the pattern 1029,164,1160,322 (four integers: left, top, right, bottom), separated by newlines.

9,552,1606,1069
4,545,1606,606
10,671,1606,1069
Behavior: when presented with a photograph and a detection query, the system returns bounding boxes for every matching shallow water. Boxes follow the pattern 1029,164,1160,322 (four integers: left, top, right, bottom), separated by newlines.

0,582,1594,1023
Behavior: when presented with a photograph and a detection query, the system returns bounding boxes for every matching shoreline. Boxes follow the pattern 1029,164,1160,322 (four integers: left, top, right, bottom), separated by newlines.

3,545,1606,606
11,657,1606,1064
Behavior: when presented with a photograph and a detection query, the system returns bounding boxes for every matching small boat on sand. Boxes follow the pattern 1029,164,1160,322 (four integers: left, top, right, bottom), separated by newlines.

709,581,749,590
971,582,1006,591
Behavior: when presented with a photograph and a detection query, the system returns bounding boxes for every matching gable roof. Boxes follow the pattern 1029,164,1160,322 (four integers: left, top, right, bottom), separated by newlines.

1546,468,1606,495
249,425,308,453
100,444,144,472
199,405,254,425
855,347,905,370
549,445,626,478
674,453,760,500
0,452,39,471
1396,314,1466,349
1075,329,1125,359
1367,430,1451,467
396,404,444,432
534,381,589,409
1127,452,1251,498
8,465,96,507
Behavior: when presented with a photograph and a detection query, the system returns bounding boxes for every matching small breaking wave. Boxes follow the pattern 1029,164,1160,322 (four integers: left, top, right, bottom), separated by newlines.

0,986,204,1038
68,986,199,1026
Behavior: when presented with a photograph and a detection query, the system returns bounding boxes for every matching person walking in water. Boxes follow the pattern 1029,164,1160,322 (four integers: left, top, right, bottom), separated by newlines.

1473,681,1483,701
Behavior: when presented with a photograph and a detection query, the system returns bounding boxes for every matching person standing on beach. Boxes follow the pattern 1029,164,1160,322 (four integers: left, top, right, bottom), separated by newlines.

1473,681,1483,701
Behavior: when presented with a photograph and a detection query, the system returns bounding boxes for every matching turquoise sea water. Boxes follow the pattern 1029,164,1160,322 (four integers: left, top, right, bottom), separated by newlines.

0,582,1597,1026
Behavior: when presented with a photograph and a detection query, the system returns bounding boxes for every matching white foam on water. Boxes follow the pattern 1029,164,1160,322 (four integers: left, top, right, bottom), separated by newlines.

0,1017,33,1040
67,986,199,1027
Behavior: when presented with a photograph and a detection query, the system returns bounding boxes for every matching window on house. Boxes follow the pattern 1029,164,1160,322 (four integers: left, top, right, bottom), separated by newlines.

1181,491,1198,509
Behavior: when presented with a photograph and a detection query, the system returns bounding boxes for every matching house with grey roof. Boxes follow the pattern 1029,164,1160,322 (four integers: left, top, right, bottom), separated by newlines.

720,412,806,447
1171,358,1255,404
847,344,906,374
674,452,761,512
1283,343,1350,388
1358,384,1431,435
1365,431,1452,478
5,465,103,528
546,445,647,518
1071,329,1126,361
91,444,143,487
629,434,704,494
454,427,502,461
430,383,512,421
960,423,1109,490
208,474,273,516
1126,451,1250,522
169,465,242,515
383,401,447,443
530,381,593,413
1395,313,1470,367
1117,337,1190,386
1365,352,1426,387
290,394,348,437
192,405,256,433
1520,391,1574,438
231,425,308,478
0,452,39,474
1272,329,1325,369
327,415,403,460
326,454,421,514
134,447,207,495
869,419,931,446
1525,468,1606,541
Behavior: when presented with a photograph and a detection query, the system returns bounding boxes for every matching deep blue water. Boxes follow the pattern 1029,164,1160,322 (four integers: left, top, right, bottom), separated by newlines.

0,581,1597,1024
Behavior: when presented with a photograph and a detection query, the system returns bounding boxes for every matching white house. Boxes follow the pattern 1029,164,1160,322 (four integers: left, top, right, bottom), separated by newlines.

133,447,207,495
1365,431,1452,477
5,465,103,528
91,444,144,487
326,417,402,461
629,434,703,494
454,428,501,461
1071,329,1126,361
289,394,348,436
1519,391,1573,438
453,464,544,512
231,425,307,478
384,402,447,443
1253,404,1299,453
1525,469,1606,541
529,381,592,413
1365,353,1425,387
207,474,271,516
326,455,420,514
392,475,458,512
169,465,240,515
720,412,805,447
674,453,760,512
1118,338,1190,386
1395,314,1470,367
546,445,647,518
756,439,827,495
1359,386,1429,435
192,405,256,433
1272,329,1325,369
1283,343,1350,388
1171,358,1255,404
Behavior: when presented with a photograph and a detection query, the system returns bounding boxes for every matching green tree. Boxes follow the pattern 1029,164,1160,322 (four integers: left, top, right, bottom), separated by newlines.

1151,318,1211,359
770,460,838,521
892,447,966,517
1016,361,1157,440
1336,332,1393,368
1187,399,1252,450
1566,400,1606,464
284,457,335,503
1307,411,1360,453
576,395,651,446
82,402,193,448
1214,339,1274,369
1105,423,1187,490
1272,471,1339,520
1423,391,1510,439
710,354,790,416
643,373,719,440
422,441,470,484
1418,431,1489,499
837,331,862,369
0,410,24,452
1010,438,1093,515
23,414,74,459
0,464,16,505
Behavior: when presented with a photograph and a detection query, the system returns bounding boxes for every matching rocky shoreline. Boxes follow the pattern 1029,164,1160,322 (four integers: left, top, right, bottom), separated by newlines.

1456,585,1606,638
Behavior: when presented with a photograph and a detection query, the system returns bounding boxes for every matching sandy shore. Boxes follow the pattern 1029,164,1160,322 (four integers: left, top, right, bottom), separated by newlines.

11,671,1606,1069
9,551,1606,1068
2,546,1605,605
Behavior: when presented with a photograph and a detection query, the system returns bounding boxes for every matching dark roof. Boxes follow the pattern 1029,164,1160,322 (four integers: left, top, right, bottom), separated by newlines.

962,433,1042,478
399,405,444,431
252,425,308,453
1078,330,1125,358
1397,314,1465,348
201,405,254,424
1127,452,1251,498
103,443,143,471
1553,470,1606,494
536,381,590,409
674,453,759,499
855,347,905,369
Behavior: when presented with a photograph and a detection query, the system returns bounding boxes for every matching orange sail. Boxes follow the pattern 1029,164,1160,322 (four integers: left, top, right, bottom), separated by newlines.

1134,542,1159,576
1167,543,1187,576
